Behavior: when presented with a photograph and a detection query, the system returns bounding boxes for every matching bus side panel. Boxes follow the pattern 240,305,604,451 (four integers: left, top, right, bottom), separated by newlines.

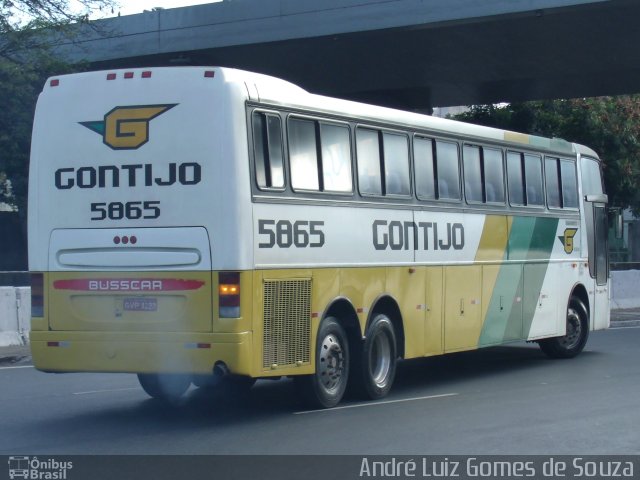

424,266,444,356
251,268,336,377
386,266,425,358
479,264,523,345
475,215,524,347
443,265,482,353
340,267,386,344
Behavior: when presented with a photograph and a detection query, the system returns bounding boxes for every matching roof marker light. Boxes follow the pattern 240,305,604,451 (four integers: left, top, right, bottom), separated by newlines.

204,71,215,78
141,71,152,78
124,72,134,79
50,79,59,87
106,73,116,80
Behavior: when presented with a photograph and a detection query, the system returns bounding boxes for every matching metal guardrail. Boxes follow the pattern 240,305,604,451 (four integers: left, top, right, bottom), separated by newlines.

610,262,640,271
0,272,30,287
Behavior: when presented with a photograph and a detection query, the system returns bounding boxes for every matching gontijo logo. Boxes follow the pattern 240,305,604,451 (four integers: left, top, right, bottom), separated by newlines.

559,228,578,254
80,104,177,150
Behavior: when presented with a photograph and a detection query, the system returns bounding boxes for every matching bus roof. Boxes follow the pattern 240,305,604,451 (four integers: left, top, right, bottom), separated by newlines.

237,68,599,159
45,66,600,160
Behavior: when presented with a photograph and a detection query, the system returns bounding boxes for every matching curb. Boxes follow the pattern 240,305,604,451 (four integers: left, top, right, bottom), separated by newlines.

0,345,32,366
610,320,640,328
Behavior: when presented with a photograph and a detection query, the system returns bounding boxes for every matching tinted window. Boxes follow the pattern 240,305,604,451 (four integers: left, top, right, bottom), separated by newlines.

320,123,352,193
414,137,435,200
524,154,543,206
545,157,561,208
289,118,319,191
253,112,284,189
357,128,382,195
383,132,410,196
436,141,460,200
483,148,504,203
463,145,482,202
561,160,578,208
507,152,524,205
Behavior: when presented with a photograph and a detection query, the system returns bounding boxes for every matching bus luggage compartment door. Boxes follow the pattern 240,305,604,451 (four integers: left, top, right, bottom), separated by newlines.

47,227,212,332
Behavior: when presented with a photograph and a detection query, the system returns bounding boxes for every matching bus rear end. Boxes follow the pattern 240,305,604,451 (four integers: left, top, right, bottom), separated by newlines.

28,67,254,399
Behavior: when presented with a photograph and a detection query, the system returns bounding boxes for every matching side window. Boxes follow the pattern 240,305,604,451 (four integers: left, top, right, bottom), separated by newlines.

508,152,543,207
483,148,505,203
252,112,284,190
524,154,543,206
320,123,352,193
356,128,410,197
356,128,382,196
560,160,578,208
414,136,435,200
435,140,461,200
383,132,410,196
462,145,504,204
288,118,319,191
545,157,561,208
507,151,525,206
463,145,483,203
288,117,353,193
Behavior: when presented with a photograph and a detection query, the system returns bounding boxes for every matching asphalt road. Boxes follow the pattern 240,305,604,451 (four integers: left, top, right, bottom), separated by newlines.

1,326,639,455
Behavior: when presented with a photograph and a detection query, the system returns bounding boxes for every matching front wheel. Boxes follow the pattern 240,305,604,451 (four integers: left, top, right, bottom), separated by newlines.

295,317,349,409
538,297,589,359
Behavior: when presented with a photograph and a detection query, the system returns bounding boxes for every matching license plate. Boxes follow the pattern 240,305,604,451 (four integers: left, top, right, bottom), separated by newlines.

123,298,157,312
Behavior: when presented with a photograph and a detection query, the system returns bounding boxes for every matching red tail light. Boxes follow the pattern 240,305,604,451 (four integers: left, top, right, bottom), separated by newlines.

218,272,240,318
31,273,44,317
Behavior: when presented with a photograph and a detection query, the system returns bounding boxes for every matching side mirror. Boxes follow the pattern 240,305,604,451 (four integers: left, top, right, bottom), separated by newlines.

585,194,608,203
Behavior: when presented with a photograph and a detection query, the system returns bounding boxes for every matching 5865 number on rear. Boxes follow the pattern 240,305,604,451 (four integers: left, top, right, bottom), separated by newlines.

91,201,161,221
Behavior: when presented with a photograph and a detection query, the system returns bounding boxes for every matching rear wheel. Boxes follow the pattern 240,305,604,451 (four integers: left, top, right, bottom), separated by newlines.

538,297,589,359
137,373,191,402
295,317,349,409
351,313,397,399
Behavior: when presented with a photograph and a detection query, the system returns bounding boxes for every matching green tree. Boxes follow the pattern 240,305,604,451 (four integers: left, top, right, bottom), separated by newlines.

0,0,116,213
453,98,640,213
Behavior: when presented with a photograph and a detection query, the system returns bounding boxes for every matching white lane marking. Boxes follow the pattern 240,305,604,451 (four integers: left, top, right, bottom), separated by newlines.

293,392,458,415
73,387,139,395
0,365,34,370
609,325,640,330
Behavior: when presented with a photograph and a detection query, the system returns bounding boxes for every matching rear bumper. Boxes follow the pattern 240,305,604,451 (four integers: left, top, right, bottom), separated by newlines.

30,331,253,376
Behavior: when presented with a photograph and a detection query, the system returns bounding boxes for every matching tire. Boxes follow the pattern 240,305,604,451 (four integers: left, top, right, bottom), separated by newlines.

137,373,191,402
538,297,589,359
351,313,397,400
295,317,349,409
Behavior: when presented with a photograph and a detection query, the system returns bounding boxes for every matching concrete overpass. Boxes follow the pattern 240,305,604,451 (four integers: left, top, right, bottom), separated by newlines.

55,0,640,110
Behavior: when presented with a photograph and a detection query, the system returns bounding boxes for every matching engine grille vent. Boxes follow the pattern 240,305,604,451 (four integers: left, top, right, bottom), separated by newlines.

262,279,311,369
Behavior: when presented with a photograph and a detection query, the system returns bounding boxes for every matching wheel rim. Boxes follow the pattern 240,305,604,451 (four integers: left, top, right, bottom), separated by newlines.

369,330,392,387
318,333,345,394
559,307,582,350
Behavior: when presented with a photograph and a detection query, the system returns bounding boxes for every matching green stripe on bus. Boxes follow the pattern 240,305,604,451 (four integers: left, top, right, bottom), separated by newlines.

479,216,559,346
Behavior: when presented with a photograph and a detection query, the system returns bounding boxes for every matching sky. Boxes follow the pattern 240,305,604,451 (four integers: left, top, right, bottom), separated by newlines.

114,0,222,17
81,0,223,19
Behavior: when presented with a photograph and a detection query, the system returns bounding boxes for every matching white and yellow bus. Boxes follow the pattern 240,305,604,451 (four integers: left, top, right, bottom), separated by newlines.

29,67,609,408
